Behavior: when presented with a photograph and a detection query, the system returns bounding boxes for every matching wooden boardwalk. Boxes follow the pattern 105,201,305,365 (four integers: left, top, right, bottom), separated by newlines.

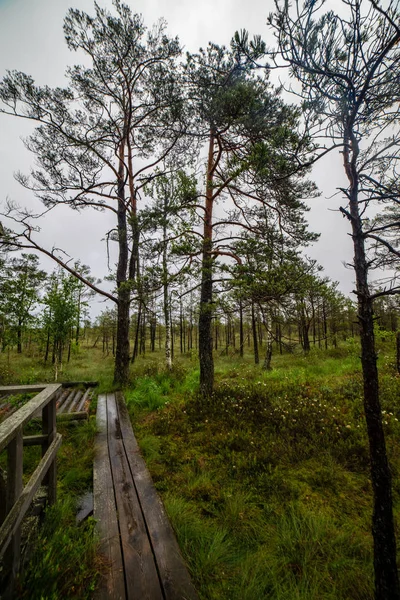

0,383,96,424
94,393,198,600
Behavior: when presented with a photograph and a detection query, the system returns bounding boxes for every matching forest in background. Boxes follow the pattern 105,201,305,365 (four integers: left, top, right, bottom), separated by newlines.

0,251,399,382
0,250,380,378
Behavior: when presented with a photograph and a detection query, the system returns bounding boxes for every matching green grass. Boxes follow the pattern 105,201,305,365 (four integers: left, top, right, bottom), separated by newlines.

130,336,400,600
11,418,100,599
0,341,115,389
16,500,99,600
2,334,400,599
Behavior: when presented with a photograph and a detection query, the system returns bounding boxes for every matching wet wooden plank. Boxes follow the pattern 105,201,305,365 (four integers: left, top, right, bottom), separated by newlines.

57,411,88,422
0,396,11,410
106,393,163,600
94,395,125,600
58,390,77,414
0,385,61,452
0,433,62,556
5,428,23,583
56,390,70,411
76,388,92,413
42,399,57,505
0,385,47,395
62,381,98,388
116,393,199,600
23,434,48,447
69,390,84,413
76,491,94,523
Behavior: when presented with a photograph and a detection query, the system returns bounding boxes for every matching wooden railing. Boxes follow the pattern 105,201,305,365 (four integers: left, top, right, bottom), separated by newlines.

0,384,62,594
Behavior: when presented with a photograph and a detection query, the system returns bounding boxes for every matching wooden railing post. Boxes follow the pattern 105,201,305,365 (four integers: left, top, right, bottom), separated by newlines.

5,428,23,585
42,396,57,505
0,383,62,595
0,469,6,526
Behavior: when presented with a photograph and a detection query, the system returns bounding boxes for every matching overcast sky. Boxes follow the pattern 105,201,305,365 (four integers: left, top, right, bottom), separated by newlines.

0,0,356,316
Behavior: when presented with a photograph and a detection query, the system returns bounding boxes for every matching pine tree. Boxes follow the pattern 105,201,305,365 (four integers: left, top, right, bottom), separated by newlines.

0,1,184,385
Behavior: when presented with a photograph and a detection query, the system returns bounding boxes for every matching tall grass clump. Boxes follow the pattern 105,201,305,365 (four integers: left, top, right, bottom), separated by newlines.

16,500,99,600
125,377,170,410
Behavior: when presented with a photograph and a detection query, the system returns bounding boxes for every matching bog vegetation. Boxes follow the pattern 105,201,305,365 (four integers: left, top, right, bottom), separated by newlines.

0,0,399,598
0,321,400,599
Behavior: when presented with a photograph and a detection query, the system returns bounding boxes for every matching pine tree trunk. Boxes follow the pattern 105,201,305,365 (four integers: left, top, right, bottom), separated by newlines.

199,130,215,397
278,322,283,355
301,308,311,353
17,319,22,354
76,292,81,345
151,317,156,352
131,305,141,363
180,302,183,354
239,300,244,358
114,136,130,387
262,310,273,371
44,329,50,364
163,219,172,369
189,306,193,351
170,306,174,361
345,130,399,600
164,297,172,370
199,236,214,395
317,307,322,349
251,302,259,365
262,343,273,371
140,312,146,355
302,324,310,353
311,298,316,346
115,285,130,385
54,348,58,382
323,301,328,349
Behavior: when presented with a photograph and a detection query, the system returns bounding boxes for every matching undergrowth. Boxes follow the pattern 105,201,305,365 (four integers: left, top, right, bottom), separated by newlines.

14,419,99,599
16,501,99,600
2,334,400,599
130,337,400,600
